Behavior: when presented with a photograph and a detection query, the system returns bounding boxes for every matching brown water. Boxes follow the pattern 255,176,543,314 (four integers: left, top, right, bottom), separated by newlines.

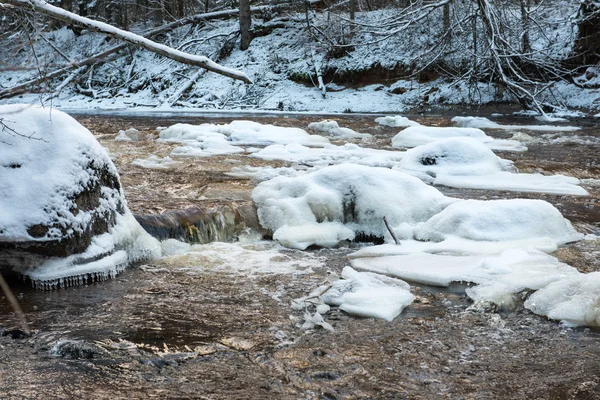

1,110,599,399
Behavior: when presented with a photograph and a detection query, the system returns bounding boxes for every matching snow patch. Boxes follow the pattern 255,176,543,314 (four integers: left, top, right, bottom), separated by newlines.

452,116,580,132
375,115,420,127
308,120,372,139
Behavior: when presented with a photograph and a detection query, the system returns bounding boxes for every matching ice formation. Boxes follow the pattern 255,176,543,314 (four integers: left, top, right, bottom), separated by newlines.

159,121,330,158
394,137,588,195
351,249,579,310
524,272,600,327
392,125,526,151
375,115,420,127
251,143,406,168
413,199,583,245
0,104,161,288
115,127,144,141
397,137,515,178
321,267,414,321
131,154,183,169
308,120,372,139
451,116,581,132
252,164,456,248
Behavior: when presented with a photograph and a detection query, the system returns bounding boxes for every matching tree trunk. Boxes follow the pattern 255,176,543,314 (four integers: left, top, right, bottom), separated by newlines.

239,0,252,50
519,0,531,54
574,0,600,65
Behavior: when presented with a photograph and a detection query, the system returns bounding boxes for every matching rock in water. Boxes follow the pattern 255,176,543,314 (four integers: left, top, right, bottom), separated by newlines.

0,104,160,288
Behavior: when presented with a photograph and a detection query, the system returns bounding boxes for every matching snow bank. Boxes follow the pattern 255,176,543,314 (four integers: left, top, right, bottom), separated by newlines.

321,267,414,321
392,125,526,152
308,120,372,139
395,137,588,195
414,199,583,245
524,272,600,327
452,116,581,132
252,164,455,248
0,105,160,287
375,116,420,127
251,143,405,168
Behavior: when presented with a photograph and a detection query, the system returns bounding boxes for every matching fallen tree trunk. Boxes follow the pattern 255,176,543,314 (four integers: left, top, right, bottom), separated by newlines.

2,0,253,83
0,5,275,99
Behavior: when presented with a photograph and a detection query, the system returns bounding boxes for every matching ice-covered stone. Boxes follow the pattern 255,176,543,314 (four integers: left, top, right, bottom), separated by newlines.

414,199,582,245
252,164,455,248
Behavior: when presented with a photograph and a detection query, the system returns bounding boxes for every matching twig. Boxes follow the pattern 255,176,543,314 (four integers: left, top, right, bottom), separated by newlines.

0,272,30,335
383,216,400,245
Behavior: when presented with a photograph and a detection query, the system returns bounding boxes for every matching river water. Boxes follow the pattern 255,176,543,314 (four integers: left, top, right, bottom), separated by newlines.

0,109,599,399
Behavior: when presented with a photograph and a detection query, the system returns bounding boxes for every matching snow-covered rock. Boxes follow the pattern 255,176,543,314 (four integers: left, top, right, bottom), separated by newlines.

115,127,144,141
308,120,372,139
414,199,583,245
321,266,414,321
252,164,455,248
394,137,588,195
397,137,515,178
0,105,160,288
131,154,182,169
375,115,420,127
524,272,600,327
392,125,526,151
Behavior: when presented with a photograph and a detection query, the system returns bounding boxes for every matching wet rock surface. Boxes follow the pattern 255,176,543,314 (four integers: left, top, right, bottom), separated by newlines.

1,109,599,399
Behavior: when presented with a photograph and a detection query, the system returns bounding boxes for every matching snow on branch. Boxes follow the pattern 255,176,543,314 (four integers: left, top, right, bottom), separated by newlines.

1,0,253,84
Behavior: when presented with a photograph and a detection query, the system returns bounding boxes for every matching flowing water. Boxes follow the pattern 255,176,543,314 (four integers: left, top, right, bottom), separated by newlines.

1,108,599,399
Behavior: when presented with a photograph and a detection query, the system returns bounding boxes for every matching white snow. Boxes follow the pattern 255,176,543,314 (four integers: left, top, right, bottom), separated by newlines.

451,116,581,132
375,115,420,127
252,164,455,248
351,249,579,309
251,143,406,168
413,199,583,245
0,104,160,286
524,272,600,327
308,120,372,139
392,125,526,152
131,154,183,169
397,137,515,178
273,222,355,250
394,137,587,196
321,266,414,321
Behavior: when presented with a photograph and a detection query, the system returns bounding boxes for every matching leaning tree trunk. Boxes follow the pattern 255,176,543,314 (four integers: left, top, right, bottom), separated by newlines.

239,0,252,50
574,0,600,66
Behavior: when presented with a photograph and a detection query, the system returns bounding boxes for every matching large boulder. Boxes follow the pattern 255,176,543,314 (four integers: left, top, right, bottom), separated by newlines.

0,105,160,288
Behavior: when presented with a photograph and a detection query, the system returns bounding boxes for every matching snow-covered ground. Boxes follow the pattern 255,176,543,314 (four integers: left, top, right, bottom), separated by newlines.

2,5,600,114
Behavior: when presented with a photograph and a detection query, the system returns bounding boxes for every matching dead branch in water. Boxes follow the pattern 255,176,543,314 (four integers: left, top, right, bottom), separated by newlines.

383,216,400,245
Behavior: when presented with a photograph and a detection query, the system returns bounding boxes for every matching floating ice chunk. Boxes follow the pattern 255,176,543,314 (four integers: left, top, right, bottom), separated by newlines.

301,310,335,331
251,143,405,168
308,120,372,139
397,137,515,177
115,127,143,141
414,199,583,245
321,267,414,321
451,116,580,132
227,166,306,182
252,164,455,247
525,272,600,327
131,154,183,169
170,138,245,157
351,249,579,310
434,172,588,196
375,115,420,127
348,237,559,258
160,121,330,148
392,125,526,151
273,222,355,250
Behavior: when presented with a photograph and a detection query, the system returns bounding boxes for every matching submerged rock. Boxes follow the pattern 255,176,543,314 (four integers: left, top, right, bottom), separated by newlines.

0,105,160,288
